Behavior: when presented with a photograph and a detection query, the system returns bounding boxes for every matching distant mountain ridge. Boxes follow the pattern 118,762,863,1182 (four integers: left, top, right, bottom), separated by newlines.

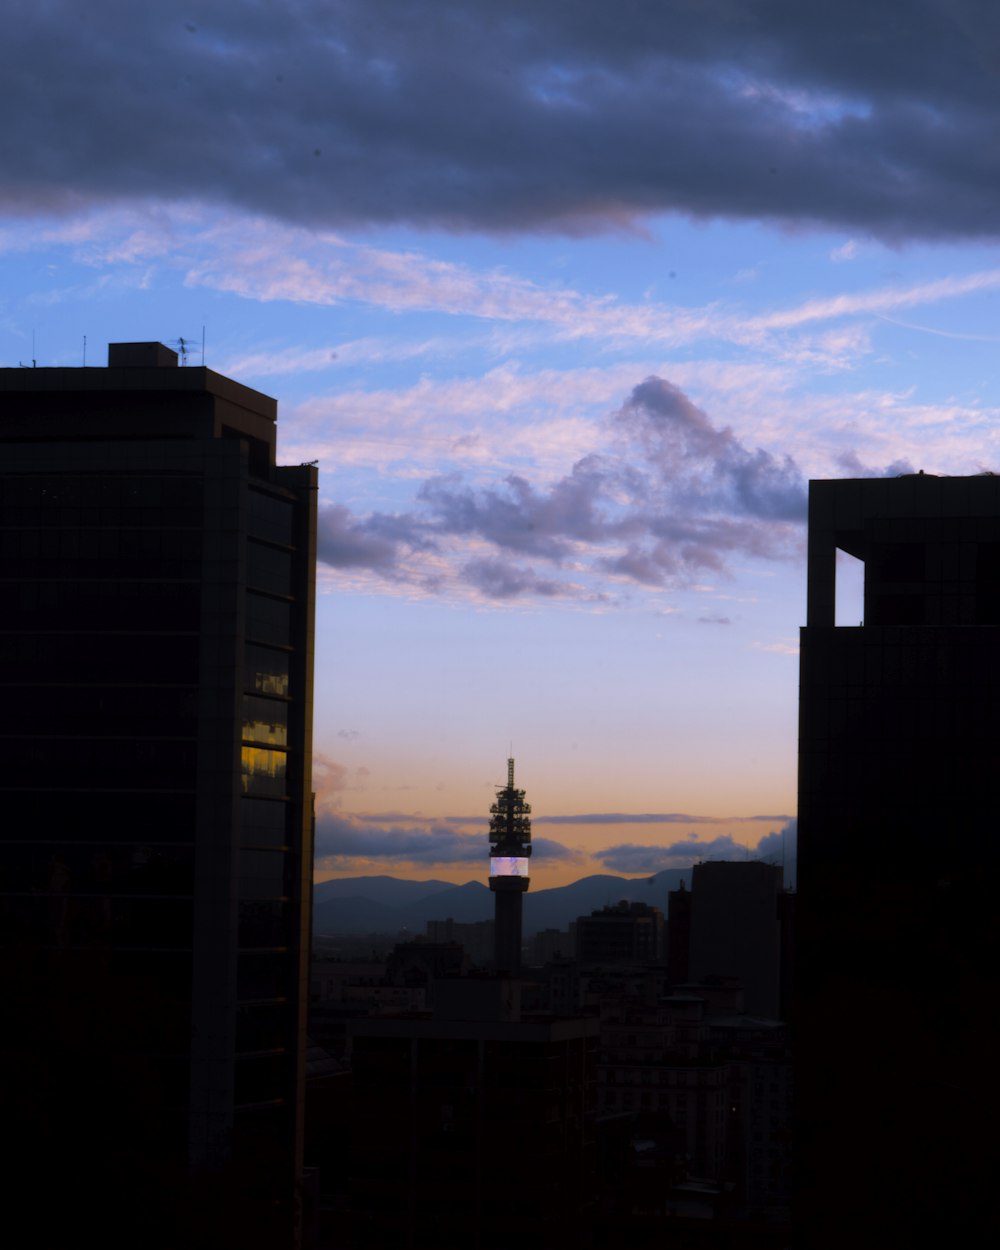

313,875,454,906
312,869,697,937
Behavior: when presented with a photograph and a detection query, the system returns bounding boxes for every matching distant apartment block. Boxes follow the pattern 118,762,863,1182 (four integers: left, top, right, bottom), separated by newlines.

597,993,791,1210
425,916,495,966
576,899,664,964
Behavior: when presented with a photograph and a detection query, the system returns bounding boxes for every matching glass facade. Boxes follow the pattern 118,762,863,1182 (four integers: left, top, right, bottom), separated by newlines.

0,354,316,1247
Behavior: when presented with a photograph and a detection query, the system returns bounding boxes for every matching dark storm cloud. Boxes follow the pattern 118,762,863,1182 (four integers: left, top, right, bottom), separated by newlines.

315,811,574,863
756,819,798,883
617,379,808,524
315,813,483,863
317,375,812,594
428,377,807,582
594,820,796,873
316,503,404,571
5,2,1000,239
835,451,918,478
756,819,797,864
419,457,608,559
460,557,569,600
595,837,753,871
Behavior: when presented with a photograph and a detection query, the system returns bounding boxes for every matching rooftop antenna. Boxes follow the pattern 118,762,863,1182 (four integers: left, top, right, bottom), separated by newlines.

201,325,206,366
82,335,86,367
19,329,36,369
170,336,197,366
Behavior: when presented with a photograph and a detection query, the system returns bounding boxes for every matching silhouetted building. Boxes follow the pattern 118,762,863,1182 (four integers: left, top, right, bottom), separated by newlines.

576,899,664,964
689,861,783,1020
488,756,532,972
797,474,1000,1246
597,992,791,1218
425,914,495,965
348,980,597,1250
666,879,692,983
0,344,316,1247
528,924,574,965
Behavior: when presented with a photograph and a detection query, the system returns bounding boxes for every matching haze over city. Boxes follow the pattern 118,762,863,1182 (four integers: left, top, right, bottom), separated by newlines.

4,2,999,885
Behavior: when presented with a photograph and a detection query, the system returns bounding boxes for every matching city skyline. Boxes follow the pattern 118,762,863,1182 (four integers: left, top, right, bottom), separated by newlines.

4,4,1000,886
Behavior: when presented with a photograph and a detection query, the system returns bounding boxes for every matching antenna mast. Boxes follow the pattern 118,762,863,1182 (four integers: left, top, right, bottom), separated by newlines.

488,755,532,974
171,336,198,366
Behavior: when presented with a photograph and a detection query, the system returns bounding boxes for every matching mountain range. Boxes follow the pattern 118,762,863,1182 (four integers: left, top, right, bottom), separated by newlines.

312,869,697,937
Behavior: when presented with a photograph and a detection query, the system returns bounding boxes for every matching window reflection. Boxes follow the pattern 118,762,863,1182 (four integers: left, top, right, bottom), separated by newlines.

245,645,290,697
241,747,287,796
242,697,288,746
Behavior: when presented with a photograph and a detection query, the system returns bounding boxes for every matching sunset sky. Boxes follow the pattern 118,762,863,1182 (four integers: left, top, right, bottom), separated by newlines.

4,2,1000,885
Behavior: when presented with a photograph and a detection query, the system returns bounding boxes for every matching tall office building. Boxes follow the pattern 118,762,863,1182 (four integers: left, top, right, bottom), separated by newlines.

797,474,1000,1245
488,757,531,973
0,344,316,1248
688,860,783,1019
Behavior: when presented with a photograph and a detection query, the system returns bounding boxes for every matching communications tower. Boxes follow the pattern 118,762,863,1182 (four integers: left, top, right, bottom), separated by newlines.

488,758,532,973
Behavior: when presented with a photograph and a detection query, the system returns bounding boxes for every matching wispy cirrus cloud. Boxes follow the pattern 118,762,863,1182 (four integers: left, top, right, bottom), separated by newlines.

749,268,1000,332
285,363,626,475
185,221,719,346
536,812,792,826
218,336,462,379
10,202,999,387
186,221,1000,359
340,809,791,827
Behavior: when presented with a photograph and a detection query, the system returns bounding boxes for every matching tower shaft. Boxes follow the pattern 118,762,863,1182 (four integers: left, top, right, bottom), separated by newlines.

488,757,532,974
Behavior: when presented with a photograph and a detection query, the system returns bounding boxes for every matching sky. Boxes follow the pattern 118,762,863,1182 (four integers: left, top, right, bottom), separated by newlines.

4,1,1000,887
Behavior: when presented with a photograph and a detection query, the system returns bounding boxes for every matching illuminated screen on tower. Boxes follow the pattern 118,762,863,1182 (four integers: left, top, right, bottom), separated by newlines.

490,856,530,878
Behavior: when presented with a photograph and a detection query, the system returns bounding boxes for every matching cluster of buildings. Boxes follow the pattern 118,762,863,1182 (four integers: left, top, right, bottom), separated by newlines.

309,846,794,1246
3,346,997,1246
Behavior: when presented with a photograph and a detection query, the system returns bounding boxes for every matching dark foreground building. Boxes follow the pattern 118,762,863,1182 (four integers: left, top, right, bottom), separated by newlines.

349,980,597,1250
0,344,316,1248
796,474,1000,1246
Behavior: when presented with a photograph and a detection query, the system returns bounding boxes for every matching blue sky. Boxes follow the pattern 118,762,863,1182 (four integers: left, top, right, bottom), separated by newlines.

4,2,1000,884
